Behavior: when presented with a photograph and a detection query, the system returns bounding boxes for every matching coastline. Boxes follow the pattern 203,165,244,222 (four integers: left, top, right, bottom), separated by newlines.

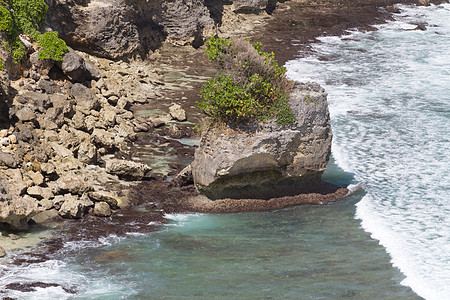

0,0,440,268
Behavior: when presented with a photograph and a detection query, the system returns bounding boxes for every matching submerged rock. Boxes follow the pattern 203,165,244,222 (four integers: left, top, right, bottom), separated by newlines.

191,81,332,200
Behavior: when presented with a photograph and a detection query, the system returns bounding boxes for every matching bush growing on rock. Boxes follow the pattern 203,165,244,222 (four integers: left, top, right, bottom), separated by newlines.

37,31,68,61
0,0,68,62
198,36,295,126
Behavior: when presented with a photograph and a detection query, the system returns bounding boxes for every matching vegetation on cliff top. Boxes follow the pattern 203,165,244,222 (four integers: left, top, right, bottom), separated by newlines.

0,0,68,63
198,36,295,126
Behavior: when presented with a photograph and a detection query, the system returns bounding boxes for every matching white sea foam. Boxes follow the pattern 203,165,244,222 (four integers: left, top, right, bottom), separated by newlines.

163,213,203,222
286,3,450,299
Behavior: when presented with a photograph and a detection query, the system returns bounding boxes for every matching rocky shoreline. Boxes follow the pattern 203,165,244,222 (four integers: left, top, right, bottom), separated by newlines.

1,0,445,262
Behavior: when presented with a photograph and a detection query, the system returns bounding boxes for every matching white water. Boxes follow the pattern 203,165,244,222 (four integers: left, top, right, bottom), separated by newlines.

286,4,450,300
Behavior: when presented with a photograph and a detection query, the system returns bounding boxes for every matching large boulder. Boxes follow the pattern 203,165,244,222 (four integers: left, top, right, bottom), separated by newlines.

45,0,222,58
58,194,94,219
58,48,101,83
0,175,40,230
191,81,332,199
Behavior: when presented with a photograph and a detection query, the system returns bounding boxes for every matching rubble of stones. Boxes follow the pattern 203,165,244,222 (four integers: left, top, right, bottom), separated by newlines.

0,48,188,231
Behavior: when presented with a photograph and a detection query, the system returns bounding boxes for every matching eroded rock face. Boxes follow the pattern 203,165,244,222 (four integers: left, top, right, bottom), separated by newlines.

191,81,332,199
46,0,211,58
46,0,280,59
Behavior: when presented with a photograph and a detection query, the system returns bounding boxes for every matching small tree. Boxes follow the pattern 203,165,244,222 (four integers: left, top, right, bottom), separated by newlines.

198,36,294,126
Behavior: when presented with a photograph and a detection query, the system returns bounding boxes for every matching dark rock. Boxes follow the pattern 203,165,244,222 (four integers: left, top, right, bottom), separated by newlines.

414,24,427,31
15,124,34,142
84,60,101,80
37,79,60,94
59,49,89,83
233,0,269,13
174,164,193,186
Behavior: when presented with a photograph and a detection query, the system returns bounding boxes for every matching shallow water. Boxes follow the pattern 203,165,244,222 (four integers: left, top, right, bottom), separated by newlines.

0,157,420,299
1,3,449,300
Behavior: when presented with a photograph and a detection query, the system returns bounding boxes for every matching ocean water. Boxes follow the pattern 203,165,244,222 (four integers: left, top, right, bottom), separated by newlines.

1,3,449,300
286,4,450,300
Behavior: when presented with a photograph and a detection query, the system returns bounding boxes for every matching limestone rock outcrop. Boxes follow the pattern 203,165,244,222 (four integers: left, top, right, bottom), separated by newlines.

46,0,281,59
191,81,332,199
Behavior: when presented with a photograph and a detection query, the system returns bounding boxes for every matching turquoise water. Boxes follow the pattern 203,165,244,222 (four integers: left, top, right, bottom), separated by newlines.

0,158,419,299
1,3,449,299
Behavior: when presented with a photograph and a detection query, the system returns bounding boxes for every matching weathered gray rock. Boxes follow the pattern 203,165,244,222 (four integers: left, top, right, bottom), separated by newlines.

31,209,59,224
169,103,187,121
233,0,269,13
0,246,6,257
27,171,44,186
167,124,183,139
105,159,152,180
0,150,16,168
93,201,112,217
191,81,332,199
15,105,36,122
46,0,218,58
37,78,60,94
70,83,100,113
77,141,97,164
92,128,116,149
0,73,10,123
58,48,101,82
58,194,94,219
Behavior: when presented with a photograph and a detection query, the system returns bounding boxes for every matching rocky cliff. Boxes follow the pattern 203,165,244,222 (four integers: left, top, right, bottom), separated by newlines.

191,81,332,200
45,0,279,59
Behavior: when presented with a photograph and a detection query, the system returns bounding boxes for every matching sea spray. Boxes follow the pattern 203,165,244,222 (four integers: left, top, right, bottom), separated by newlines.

286,4,450,299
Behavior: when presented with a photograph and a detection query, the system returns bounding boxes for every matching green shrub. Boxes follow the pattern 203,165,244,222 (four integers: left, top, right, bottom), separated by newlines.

198,36,295,126
0,0,67,63
0,58,4,71
10,0,48,39
0,4,13,34
200,73,260,123
4,39,26,62
37,31,68,61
